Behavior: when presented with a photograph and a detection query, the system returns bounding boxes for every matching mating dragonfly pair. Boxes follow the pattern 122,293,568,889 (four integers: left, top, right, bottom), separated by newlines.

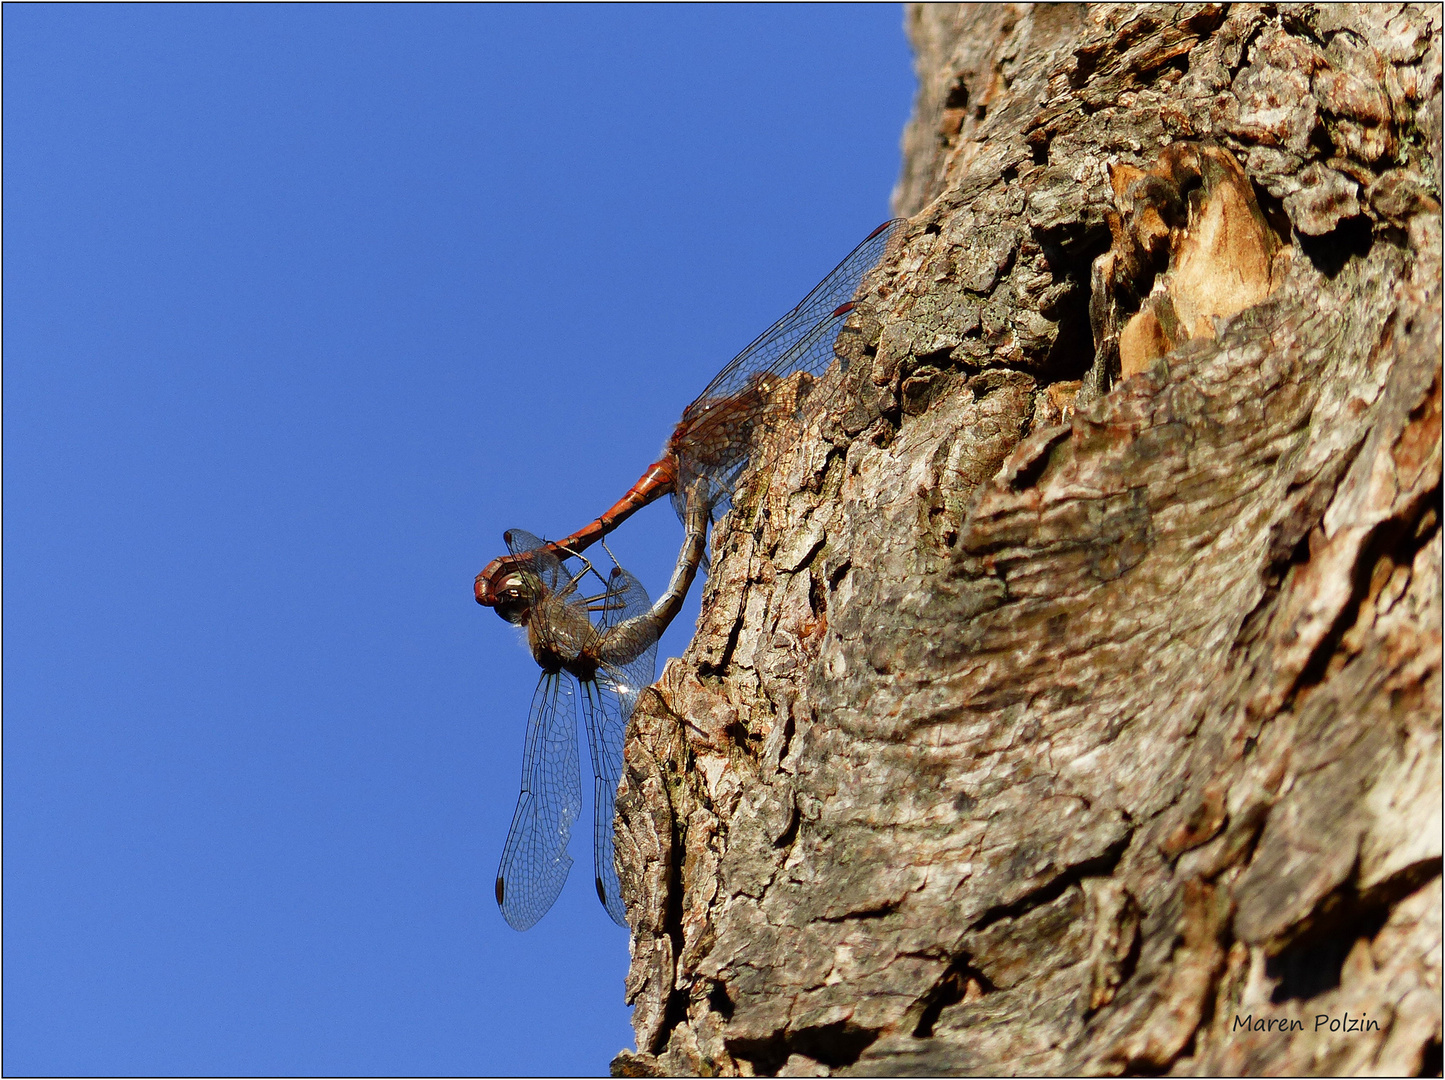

478,218,907,930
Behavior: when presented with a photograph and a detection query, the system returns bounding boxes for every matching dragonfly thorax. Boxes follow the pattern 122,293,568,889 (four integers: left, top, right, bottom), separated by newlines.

527,591,596,671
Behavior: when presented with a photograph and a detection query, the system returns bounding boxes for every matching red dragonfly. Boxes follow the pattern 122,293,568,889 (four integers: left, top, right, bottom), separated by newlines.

475,218,907,626
492,529,660,930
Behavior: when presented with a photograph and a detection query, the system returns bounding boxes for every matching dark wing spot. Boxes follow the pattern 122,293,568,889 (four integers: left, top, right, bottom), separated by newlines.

495,877,505,905
595,877,607,905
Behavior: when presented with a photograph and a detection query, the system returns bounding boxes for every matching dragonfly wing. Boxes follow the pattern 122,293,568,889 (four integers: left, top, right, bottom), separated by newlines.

597,564,650,627
595,567,660,697
504,528,573,597
687,219,905,409
668,221,907,521
671,299,863,519
496,672,581,931
578,676,630,928
583,569,657,929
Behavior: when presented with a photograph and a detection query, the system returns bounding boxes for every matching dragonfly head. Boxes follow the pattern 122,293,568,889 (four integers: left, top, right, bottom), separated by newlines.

475,555,534,624
493,573,537,625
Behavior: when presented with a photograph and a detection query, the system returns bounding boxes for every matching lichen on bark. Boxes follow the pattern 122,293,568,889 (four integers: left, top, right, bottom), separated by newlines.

611,5,1443,1076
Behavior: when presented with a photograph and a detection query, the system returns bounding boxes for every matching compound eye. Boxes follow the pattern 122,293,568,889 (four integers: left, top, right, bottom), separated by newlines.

493,575,533,624
496,590,528,622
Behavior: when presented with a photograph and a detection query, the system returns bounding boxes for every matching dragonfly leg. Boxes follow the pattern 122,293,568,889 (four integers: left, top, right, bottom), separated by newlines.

598,481,712,666
551,547,600,598
557,542,633,620
600,537,622,574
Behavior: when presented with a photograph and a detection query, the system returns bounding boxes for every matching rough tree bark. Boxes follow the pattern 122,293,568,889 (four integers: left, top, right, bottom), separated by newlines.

612,5,1442,1076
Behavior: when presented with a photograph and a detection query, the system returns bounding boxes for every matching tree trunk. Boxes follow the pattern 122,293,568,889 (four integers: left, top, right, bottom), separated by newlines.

612,5,1443,1076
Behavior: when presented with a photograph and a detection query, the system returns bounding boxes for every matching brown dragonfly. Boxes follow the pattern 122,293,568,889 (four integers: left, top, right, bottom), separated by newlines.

475,218,906,636
491,529,662,930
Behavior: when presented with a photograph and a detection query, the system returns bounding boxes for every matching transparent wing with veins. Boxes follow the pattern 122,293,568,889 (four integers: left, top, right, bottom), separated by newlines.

670,303,873,520
496,672,580,932
669,219,906,519
503,528,572,592
503,526,574,599
687,219,904,410
578,677,629,928
586,566,657,926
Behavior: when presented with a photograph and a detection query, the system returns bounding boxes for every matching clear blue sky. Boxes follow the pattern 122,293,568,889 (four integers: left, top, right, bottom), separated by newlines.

4,5,912,1075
